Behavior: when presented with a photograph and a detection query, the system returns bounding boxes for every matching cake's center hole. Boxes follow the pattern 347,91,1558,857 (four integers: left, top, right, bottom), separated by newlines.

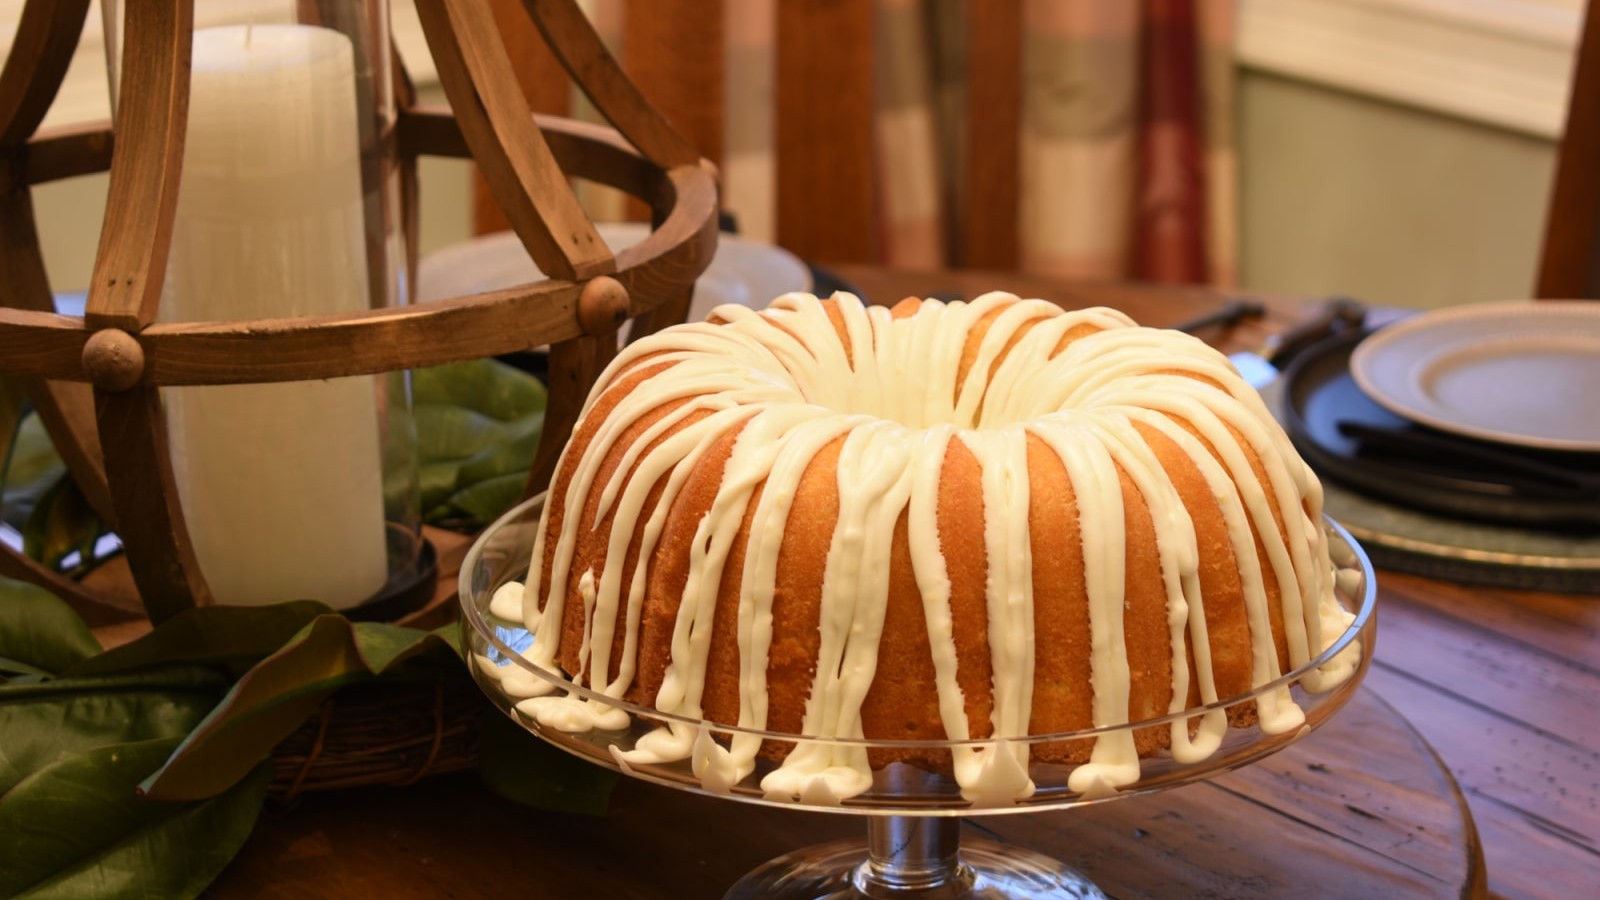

819,358,1001,431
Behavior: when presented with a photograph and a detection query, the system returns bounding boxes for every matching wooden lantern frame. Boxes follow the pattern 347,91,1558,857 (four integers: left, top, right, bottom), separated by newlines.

0,0,720,623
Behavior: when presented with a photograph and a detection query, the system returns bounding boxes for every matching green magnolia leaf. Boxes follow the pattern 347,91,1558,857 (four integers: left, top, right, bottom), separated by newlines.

1,413,66,534
0,736,270,900
0,376,26,484
21,473,101,570
418,459,464,513
429,619,462,654
476,703,615,815
415,405,509,463
413,359,545,530
140,615,460,801
0,575,100,677
0,665,229,795
455,417,542,485
413,357,548,422
434,473,525,526
0,405,106,571
63,600,332,678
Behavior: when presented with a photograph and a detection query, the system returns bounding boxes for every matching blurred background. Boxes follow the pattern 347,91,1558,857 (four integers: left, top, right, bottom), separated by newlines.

0,0,1581,311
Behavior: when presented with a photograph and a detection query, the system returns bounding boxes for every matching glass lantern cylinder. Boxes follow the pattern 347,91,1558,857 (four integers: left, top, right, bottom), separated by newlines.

103,0,425,614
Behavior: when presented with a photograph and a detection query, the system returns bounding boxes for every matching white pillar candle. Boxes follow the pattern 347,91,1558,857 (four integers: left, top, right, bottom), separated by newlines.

160,24,388,609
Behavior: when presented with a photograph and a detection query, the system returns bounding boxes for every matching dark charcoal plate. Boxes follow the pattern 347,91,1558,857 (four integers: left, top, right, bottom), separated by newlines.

1280,329,1600,530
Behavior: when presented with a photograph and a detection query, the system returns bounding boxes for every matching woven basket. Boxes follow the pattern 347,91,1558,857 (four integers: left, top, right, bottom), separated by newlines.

267,677,485,801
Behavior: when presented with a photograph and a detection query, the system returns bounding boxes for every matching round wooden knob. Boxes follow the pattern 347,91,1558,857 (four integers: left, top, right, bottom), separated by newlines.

82,328,146,391
577,275,630,336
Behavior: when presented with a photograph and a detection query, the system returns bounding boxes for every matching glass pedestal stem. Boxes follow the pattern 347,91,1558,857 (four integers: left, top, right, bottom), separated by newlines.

854,816,972,896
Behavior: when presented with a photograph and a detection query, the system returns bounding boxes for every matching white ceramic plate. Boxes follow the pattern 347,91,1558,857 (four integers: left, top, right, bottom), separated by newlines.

1349,300,1600,451
417,222,814,325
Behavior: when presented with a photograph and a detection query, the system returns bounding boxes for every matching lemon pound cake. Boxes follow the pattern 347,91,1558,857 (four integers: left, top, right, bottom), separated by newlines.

502,290,1357,805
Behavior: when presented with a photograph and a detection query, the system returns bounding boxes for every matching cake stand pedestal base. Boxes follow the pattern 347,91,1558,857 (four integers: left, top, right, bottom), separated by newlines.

725,815,1107,899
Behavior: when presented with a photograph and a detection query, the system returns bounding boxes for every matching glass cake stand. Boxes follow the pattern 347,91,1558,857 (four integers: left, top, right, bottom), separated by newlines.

459,496,1378,899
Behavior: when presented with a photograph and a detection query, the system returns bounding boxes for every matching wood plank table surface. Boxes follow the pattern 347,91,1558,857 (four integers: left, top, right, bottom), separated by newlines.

201,268,1596,899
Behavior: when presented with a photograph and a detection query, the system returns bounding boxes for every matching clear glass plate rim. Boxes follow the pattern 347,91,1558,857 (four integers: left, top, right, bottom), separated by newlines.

459,494,1378,750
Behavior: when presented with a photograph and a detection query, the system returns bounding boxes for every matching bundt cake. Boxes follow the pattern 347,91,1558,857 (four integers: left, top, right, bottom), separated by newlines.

497,291,1357,804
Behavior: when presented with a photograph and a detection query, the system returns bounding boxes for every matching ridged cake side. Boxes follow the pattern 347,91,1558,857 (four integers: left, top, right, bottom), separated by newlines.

517,291,1350,803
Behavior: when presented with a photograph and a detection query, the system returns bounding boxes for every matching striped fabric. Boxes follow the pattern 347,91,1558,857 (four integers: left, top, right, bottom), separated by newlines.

573,0,633,223
1018,0,1236,284
874,0,946,269
550,0,1237,285
723,0,777,243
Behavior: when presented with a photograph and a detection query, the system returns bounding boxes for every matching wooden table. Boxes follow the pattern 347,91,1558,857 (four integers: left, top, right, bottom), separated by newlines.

204,269,1598,899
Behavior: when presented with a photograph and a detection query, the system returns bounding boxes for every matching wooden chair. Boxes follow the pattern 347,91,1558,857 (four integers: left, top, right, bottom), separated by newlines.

476,0,1025,269
1537,0,1600,298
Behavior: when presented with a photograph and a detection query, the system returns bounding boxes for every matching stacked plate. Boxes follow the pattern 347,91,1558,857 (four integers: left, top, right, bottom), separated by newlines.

418,222,814,320
1350,301,1600,453
1274,300,1600,590
417,223,816,380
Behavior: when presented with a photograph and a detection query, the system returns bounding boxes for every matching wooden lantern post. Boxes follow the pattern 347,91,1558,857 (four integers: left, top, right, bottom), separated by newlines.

0,0,719,623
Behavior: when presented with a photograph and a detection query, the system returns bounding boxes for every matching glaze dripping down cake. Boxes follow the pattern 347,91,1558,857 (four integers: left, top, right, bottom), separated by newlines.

496,291,1359,804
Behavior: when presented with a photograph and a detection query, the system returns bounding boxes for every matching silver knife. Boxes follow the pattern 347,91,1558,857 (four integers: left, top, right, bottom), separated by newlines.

1230,297,1366,389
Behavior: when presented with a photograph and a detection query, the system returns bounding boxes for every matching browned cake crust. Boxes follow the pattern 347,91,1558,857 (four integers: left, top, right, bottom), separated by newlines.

531,292,1332,781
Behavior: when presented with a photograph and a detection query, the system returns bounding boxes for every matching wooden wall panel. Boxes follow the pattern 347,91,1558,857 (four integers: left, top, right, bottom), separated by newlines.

1537,0,1600,299
625,0,724,170
776,0,876,263
473,0,573,235
960,0,1021,269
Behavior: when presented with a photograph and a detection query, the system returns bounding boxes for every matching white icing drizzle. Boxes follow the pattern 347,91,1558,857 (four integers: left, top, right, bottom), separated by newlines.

960,427,1037,801
729,414,860,778
753,420,917,799
512,291,1356,805
904,426,978,764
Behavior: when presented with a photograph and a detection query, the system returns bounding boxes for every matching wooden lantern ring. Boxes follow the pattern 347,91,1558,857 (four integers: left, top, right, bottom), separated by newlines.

0,0,720,622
